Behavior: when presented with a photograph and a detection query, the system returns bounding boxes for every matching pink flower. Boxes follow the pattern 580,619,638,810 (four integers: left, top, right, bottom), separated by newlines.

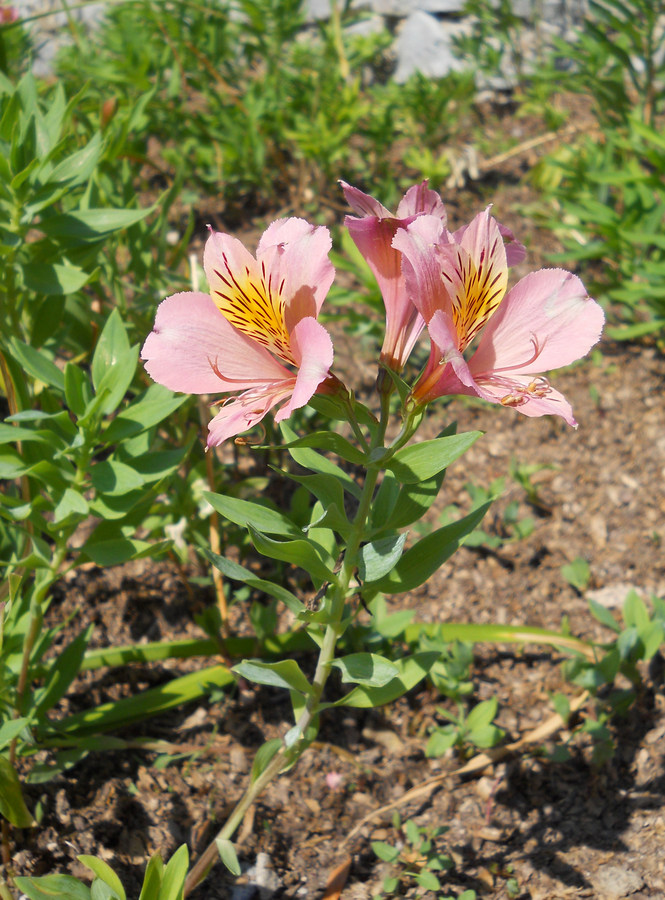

342,182,525,373
325,771,343,791
393,209,604,426
142,218,335,446
342,181,448,372
0,4,18,23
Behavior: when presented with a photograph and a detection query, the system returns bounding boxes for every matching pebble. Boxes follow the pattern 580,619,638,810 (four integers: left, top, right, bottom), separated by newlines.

590,864,644,899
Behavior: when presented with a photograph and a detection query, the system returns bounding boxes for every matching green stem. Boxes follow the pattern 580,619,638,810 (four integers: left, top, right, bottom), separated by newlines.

184,409,388,896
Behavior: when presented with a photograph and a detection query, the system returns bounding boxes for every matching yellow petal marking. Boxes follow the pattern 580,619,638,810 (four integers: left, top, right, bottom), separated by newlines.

210,256,295,364
442,236,508,351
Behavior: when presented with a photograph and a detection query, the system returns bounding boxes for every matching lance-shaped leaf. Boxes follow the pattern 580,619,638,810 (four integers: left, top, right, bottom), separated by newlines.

358,533,407,582
205,492,300,537
365,501,492,595
13,875,90,900
0,757,35,828
204,550,304,615
280,422,361,498
248,524,336,584
234,659,313,695
278,431,366,465
331,653,400,687
77,857,125,900
335,652,439,707
386,432,481,483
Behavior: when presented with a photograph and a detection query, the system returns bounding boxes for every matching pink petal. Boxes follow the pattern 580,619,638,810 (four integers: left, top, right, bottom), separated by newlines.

276,317,334,419
470,269,605,376
476,377,577,426
393,215,450,325
340,181,392,219
396,182,447,221
203,231,259,301
141,291,289,394
207,382,293,447
453,218,526,267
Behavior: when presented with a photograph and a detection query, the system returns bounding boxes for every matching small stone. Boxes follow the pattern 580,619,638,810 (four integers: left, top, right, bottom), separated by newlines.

590,864,644,898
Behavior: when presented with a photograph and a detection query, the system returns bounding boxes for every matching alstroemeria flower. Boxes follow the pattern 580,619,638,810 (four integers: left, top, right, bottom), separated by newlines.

142,218,335,446
342,181,526,373
393,209,604,426
342,180,448,372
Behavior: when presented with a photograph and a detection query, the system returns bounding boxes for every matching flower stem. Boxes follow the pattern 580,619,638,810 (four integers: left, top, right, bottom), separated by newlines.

184,412,388,896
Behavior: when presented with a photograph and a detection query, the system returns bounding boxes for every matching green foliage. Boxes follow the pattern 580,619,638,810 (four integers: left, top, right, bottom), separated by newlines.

14,845,188,900
372,812,454,899
426,696,506,759
554,592,665,763
561,556,591,593
528,0,665,340
49,0,477,215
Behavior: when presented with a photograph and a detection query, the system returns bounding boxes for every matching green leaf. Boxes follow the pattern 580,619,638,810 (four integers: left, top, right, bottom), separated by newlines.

336,652,438,708
216,839,242,877
248,525,335,584
33,624,94,717
279,431,365,464
425,728,458,757
78,856,126,900
138,853,163,900
233,659,312,695
383,471,446,531
466,697,498,731
39,206,152,243
103,385,187,443
47,665,233,737
89,346,139,418
23,262,92,296
331,653,400,687
0,717,30,751
386,432,481,483
204,492,300,537
13,876,91,900
49,132,102,185
249,737,283,784
417,870,441,891
64,363,92,417
8,338,64,391
0,756,35,827
366,502,492,594
80,537,169,567
91,309,130,392
52,488,89,527
159,844,188,900
561,557,590,592
279,422,361,498
203,550,304,615
623,590,650,631
90,460,145,496
358,533,407,582
588,598,621,633
371,841,400,863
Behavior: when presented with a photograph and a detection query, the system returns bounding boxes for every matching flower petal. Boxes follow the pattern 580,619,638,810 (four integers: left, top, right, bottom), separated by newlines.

396,181,447,221
470,269,605,376
203,230,294,362
475,377,577,426
276,316,334,419
207,382,293,447
392,215,449,325
141,291,290,394
340,181,393,219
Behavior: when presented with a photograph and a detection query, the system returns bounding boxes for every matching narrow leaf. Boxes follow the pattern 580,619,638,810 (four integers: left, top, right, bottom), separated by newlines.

336,652,438,708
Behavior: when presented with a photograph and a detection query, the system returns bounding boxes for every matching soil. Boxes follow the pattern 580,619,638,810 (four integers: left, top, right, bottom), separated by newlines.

7,111,665,900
